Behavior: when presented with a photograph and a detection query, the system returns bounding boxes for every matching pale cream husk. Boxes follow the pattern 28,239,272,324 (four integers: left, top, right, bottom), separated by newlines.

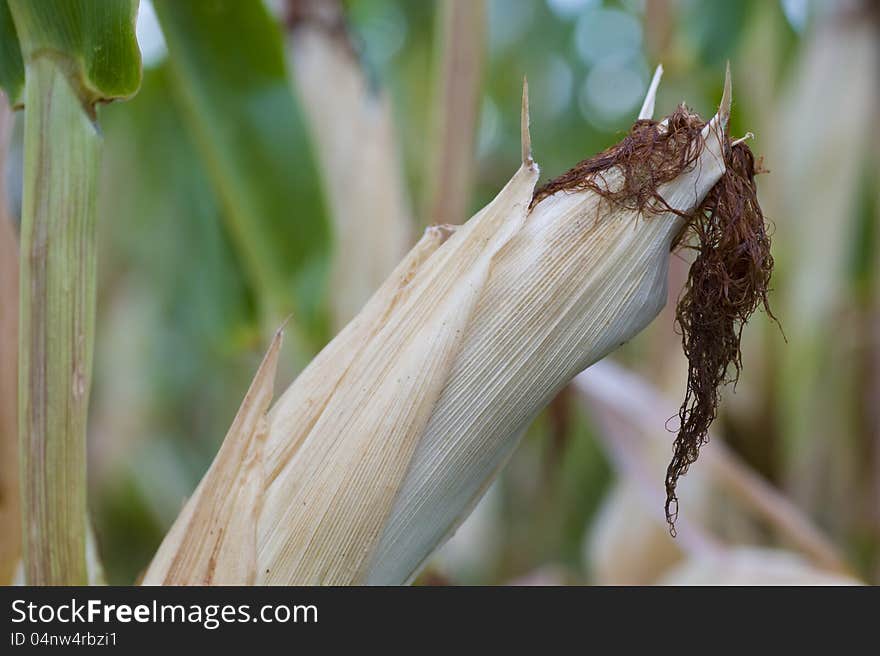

145,76,729,586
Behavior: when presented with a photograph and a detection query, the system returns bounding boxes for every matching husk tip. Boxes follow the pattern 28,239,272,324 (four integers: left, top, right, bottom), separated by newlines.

719,62,732,126
638,64,663,120
702,63,732,141
521,75,533,167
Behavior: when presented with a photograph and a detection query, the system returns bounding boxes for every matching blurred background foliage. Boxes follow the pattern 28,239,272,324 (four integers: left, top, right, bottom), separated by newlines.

4,0,877,585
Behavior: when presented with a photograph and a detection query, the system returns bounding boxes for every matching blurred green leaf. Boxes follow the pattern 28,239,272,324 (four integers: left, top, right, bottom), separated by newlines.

95,67,267,583
152,0,331,341
99,64,260,452
849,165,879,300
101,66,257,352
683,0,753,67
0,2,23,105
8,0,141,106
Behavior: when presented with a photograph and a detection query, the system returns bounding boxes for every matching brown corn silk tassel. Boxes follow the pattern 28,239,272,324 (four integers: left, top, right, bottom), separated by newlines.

668,140,775,534
532,79,775,534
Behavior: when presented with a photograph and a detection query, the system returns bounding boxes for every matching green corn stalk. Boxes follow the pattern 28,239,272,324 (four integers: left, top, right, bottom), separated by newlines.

4,0,141,585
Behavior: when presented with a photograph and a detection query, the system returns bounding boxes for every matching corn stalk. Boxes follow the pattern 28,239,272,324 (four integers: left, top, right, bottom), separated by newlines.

0,92,18,584
7,0,141,585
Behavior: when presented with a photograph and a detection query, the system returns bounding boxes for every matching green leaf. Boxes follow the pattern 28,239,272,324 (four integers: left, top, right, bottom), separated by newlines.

8,0,141,107
0,2,24,105
684,0,754,67
152,0,331,341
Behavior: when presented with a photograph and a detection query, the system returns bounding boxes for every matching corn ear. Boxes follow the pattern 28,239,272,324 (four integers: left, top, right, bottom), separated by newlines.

362,77,728,585
147,74,731,585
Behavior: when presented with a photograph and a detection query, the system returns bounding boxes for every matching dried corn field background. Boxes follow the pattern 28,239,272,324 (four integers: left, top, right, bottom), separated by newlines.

2,0,879,585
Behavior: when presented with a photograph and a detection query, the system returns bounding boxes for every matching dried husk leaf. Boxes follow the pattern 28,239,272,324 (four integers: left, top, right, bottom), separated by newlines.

143,330,283,585
263,224,457,476
259,163,536,584
145,225,456,584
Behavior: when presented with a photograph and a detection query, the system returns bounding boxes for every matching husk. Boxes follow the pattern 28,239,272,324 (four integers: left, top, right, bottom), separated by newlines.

146,77,730,585
286,0,412,328
143,328,282,585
